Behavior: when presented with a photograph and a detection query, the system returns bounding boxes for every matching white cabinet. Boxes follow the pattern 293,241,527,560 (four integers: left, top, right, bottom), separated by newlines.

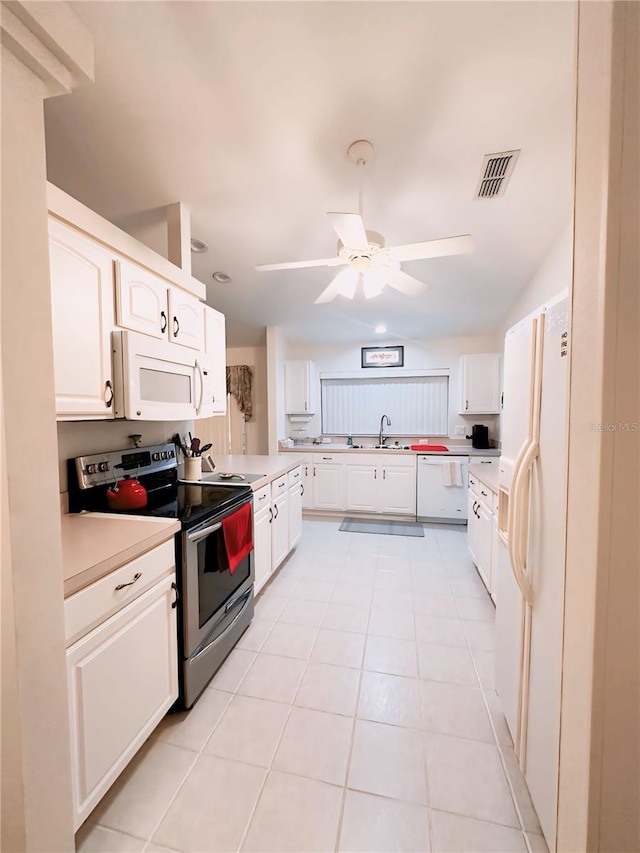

200,306,227,417
253,501,272,594
467,473,497,595
301,457,313,509
346,464,378,512
379,464,416,515
284,360,318,414
288,482,303,550
49,219,115,419
116,259,204,351
65,559,178,830
312,457,345,511
460,354,501,415
271,491,289,569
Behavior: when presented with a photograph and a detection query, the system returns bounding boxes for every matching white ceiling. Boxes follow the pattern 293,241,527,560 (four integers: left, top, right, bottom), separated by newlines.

45,1,577,347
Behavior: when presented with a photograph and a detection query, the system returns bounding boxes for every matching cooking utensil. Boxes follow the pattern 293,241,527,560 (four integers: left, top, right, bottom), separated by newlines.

198,443,212,455
190,437,201,454
106,476,148,510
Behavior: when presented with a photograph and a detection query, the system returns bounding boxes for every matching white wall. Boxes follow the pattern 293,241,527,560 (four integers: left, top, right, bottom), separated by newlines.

501,224,573,334
266,325,287,452
284,335,501,443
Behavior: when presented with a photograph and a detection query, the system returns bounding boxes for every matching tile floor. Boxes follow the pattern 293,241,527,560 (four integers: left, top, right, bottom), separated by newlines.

76,519,549,853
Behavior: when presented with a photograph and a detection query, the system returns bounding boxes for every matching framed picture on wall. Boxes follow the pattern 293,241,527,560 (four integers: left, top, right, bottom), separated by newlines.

361,346,404,368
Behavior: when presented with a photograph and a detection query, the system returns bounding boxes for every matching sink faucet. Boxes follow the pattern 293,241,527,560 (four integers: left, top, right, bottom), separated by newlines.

379,414,391,446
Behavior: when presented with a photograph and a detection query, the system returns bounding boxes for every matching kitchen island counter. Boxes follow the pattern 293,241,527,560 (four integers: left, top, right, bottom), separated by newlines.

61,513,180,598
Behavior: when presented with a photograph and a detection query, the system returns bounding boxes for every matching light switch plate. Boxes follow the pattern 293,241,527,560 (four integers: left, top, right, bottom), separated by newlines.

455,425,465,435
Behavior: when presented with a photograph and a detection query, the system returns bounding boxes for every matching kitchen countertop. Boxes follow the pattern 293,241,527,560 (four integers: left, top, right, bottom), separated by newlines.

468,463,500,493
61,513,180,598
280,444,501,457
204,454,304,492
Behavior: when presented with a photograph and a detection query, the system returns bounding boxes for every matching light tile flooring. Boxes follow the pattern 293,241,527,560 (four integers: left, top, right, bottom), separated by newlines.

77,520,549,853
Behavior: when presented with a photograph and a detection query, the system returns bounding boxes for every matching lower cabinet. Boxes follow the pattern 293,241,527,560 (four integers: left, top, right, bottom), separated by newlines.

252,466,303,595
66,567,178,830
467,474,498,595
378,463,416,515
345,464,378,512
312,460,345,510
344,455,416,516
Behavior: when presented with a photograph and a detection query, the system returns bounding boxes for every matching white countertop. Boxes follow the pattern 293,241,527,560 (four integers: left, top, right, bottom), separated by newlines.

61,513,180,598
468,463,500,493
201,454,304,492
280,444,500,457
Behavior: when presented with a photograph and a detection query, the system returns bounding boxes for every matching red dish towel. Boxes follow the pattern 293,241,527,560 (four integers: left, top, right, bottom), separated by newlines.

220,503,254,574
410,444,449,452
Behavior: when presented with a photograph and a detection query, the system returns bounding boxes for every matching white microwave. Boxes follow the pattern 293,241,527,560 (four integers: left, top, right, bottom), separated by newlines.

112,330,215,421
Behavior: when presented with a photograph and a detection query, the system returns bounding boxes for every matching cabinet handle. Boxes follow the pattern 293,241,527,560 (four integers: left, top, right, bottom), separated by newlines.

383,470,386,480
313,467,316,477
465,400,469,411
374,469,377,479
301,484,304,496
305,466,308,476
171,581,179,609
115,572,141,591
173,316,180,338
269,507,273,523
160,311,167,333
322,457,332,461
480,461,492,464
274,503,279,519
481,490,488,497
104,380,114,408
305,401,308,411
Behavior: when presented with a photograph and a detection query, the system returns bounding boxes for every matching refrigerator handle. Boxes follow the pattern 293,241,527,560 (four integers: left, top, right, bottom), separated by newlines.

509,440,536,606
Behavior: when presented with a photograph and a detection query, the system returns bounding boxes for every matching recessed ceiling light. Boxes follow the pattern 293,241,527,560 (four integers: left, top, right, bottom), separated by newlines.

190,238,208,253
375,324,387,334
212,271,232,284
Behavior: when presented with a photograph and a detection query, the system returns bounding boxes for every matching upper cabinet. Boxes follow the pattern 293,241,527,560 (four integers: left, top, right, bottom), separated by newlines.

199,306,227,418
49,220,115,419
116,259,204,351
285,360,318,415
460,354,501,415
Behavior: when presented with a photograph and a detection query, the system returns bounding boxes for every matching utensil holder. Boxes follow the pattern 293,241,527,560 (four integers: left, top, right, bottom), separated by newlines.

184,457,202,481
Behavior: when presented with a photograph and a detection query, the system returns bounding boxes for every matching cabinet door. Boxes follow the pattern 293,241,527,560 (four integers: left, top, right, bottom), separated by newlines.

115,258,167,340
467,490,480,563
66,575,178,830
345,465,379,512
288,483,303,550
253,504,272,594
302,461,313,509
489,513,499,604
476,502,493,592
49,220,115,418
380,466,417,515
168,287,205,351
199,306,227,417
272,492,290,569
284,360,315,414
461,354,501,414
312,464,345,511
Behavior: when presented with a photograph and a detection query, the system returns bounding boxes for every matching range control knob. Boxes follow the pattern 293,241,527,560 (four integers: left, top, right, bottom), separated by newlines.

161,451,169,460
85,463,97,475
168,450,175,458
98,461,110,473
152,452,161,461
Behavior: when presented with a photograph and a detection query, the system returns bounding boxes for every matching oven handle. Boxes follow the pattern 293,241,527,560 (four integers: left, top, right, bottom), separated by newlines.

191,588,252,662
187,521,222,543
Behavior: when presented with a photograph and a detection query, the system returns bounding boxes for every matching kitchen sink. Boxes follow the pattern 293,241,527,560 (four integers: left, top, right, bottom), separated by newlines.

351,444,412,450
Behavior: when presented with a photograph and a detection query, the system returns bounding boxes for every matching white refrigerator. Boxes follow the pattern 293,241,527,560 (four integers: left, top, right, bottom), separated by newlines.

495,291,570,851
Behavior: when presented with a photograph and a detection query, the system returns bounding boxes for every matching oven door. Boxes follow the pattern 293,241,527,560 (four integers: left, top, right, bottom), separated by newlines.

112,330,207,421
181,510,254,657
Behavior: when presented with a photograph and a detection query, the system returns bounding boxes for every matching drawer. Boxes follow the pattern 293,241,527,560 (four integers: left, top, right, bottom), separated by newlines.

473,456,498,466
378,453,417,468
253,484,271,509
271,475,288,498
468,474,479,491
477,486,496,513
287,466,302,488
313,454,344,465
65,540,175,647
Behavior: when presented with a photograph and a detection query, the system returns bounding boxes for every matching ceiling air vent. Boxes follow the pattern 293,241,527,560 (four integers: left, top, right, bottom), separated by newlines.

475,150,520,199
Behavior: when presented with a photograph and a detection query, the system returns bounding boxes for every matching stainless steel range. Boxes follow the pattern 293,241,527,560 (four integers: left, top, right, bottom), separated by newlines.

68,443,255,709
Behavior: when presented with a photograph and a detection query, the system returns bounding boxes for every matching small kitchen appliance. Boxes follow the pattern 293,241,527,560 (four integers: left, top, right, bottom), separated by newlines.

469,424,490,449
68,443,254,709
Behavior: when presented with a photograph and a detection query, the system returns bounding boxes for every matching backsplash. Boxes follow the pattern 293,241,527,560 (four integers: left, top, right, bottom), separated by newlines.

57,419,194,493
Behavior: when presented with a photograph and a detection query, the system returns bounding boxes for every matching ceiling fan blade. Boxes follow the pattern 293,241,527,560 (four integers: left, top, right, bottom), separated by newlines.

379,266,427,296
327,212,369,249
314,267,359,304
389,234,474,263
256,257,344,272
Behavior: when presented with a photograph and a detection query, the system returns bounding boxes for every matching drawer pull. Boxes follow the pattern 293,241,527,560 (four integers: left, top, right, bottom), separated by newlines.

171,582,179,609
278,480,285,487
115,572,141,591
322,457,332,460
258,493,267,501
480,460,492,464
481,490,488,497
269,507,273,523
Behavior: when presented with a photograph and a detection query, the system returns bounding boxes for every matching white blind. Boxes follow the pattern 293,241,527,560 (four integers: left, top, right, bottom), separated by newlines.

321,375,449,436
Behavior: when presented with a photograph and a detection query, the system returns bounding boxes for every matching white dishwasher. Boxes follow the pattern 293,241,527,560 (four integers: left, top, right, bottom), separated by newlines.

417,454,469,523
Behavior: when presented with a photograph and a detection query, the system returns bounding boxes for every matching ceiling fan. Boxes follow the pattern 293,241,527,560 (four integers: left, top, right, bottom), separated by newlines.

255,140,474,304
